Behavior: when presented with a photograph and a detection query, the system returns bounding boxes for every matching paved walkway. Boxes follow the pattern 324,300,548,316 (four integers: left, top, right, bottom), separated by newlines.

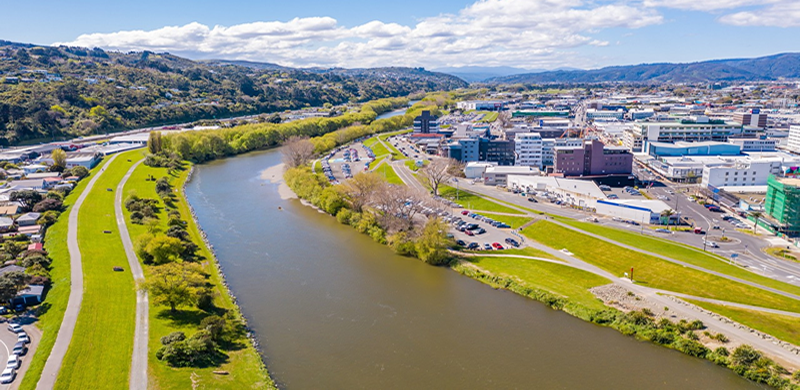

37,154,120,390
114,161,148,389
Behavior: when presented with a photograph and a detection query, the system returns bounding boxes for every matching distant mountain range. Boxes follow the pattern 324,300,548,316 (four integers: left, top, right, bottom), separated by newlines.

486,53,800,84
432,66,581,82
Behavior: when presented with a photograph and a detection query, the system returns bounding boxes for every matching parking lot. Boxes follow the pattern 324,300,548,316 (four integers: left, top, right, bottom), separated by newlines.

449,211,525,252
0,314,39,388
319,142,375,183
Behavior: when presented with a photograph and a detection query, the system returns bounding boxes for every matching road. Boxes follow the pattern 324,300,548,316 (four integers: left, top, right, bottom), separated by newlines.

114,161,148,390
37,154,120,390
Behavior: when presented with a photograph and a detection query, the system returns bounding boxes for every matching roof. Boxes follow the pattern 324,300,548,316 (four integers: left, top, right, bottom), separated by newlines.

17,285,44,298
16,212,40,221
0,206,18,216
17,225,42,234
25,172,60,179
485,166,539,174
27,243,43,251
6,179,45,188
0,265,24,276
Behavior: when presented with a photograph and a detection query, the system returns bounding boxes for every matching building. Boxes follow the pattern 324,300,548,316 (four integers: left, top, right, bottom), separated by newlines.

483,166,539,186
16,212,40,226
554,139,633,177
515,133,543,168
412,111,439,134
626,117,742,152
456,100,507,111
542,138,583,167
444,138,480,163
732,109,768,128
764,175,800,236
464,162,496,179
480,139,515,166
627,108,655,120
586,109,625,120
788,125,800,154
646,141,741,158
702,160,775,188
727,137,777,152
511,110,569,118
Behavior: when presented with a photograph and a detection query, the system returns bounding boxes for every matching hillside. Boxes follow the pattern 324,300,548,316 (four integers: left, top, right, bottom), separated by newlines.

487,53,800,84
0,41,466,145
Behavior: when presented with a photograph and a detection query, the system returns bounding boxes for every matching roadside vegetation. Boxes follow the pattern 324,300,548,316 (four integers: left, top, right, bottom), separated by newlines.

478,212,533,229
439,185,524,215
524,221,800,314
133,146,274,388
685,299,800,347
377,164,404,185
491,247,559,260
557,218,800,297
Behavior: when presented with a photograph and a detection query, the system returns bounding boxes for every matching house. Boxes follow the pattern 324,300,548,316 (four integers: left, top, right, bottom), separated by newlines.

17,225,42,236
6,179,49,190
16,212,40,226
14,285,45,306
0,217,13,231
27,242,43,252
0,205,20,216
26,172,61,180
0,265,24,276
22,164,49,175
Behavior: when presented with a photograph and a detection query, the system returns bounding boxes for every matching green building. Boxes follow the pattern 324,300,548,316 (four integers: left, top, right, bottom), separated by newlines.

764,175,800,236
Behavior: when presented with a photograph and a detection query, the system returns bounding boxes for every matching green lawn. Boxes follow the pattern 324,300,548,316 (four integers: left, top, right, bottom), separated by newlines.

377,163,404,185
523,221,800,313
440,185,524,215
467,256,610,310
18,157,114,390
363,137,390,157
477,111,499,122
56,150,144,390
492,247,559,260
685,299,800,347
124,163,274,389
404,159,428,172
312,159,321,173
479,212,533,229
557,219,800,297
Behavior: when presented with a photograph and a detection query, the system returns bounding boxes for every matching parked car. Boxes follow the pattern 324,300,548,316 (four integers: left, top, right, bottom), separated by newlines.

475,228,486,235
465,230,474,236
461,210,469,215
504,238,520,247
17,333,29,345
13,342,27,356
492,242,505,250
0,306,6,315
5,355,19,370
7,323,22,333
456,240,466,247
483,243,492,250
655,228,671,234
467,242,480,250
527,197,537,203
0,368,15,384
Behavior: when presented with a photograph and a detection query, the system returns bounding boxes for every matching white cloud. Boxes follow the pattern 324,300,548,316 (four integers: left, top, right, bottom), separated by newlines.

642,0,778,11
55,0,663,69
719,2,800,27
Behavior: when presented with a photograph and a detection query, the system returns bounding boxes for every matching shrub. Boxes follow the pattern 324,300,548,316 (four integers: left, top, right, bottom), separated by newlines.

200,315,226,341
37,210,60,226
32,198,63,213
160,331,186,345
20,254,51,269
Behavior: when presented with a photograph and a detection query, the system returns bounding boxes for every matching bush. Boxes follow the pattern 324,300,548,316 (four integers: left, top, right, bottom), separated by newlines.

32,198,63,213
20,254,51,269
156,330,218,367
37,210,60,226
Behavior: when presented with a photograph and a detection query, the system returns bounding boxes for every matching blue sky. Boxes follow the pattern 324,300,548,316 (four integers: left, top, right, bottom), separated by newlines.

5,0,800,69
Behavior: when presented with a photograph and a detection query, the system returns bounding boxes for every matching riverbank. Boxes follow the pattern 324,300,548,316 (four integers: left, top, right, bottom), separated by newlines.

260,163,295,200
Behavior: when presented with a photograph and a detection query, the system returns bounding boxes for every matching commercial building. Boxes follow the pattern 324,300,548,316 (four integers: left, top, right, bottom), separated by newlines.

456,100,508,111
464,162,496,179
444,138,515,166
554,139,633,177
702,160,775,188
732,109,768,128
646,141,741,158
787,125,800,154
542,138,583,167
484,166,539,186
586,109,625,120
511,110,569,118
514,133,543,168
413,111,440,134
727,137,777,152
764,175,800,236
625,117,741,152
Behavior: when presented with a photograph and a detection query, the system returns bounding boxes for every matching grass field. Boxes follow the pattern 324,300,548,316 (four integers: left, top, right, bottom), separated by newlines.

479,212,533,229
123,162,273,389
476,111,499,122
312,159,322,173
363,137,390,158
764,246,798,262
375,133,405,159
404,159,428,172
18,157,114,390
556,219,800,297
685,299,800,347
523,221,800,313
491,247,559,260
55,150,143,390
440,185,524,215
378,164,405,185
467,256,610,310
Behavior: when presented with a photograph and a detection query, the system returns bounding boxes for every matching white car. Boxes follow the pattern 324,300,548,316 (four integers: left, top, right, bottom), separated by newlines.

0,367,14,384
6,323,22,333
5,355,19,370
17,332,29,344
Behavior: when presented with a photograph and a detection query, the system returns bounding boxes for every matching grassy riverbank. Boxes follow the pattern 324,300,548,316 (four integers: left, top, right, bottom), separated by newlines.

56,151,142,390
686,299,800,347
123,161,274,389
18,157,114,390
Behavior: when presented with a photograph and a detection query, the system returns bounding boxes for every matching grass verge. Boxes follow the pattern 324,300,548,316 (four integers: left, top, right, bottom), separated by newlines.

55,150,143,390
557,219,800,297
440,185,524,215
685,299,800,347
18,157,114,390
491,247,559,260
377,164,404,185
524,221,800,313
124,161,274,389
479,212,533,229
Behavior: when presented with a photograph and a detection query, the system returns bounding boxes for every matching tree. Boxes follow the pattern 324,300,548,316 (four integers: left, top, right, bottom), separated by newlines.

145,235,184,264
419,158,453,196
70,165,89,179
339,172,383,212
660,209,675,226
372,183,424,232
33,198,63,213
148,131,163,154
749,211,763,234
281,136,316,168
0,271,27,304
51,148,67,171
141,262,208,312
11,190,43,212
414,218,453,266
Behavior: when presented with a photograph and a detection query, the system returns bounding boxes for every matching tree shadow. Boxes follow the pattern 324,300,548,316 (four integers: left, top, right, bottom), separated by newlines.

155,308,207,327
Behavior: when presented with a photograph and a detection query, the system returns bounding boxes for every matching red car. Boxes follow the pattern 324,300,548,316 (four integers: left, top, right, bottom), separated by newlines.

461,210,470,215
465,230,474,236
491,242,504,250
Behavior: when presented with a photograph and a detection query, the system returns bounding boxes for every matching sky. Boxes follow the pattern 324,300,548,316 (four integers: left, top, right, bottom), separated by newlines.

4,0,800,70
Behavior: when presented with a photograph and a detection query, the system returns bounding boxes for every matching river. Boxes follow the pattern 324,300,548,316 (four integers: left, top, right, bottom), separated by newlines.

185,148,761,389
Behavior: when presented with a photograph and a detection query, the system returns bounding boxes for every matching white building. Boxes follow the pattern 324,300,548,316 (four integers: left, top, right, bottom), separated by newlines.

484,166,539,186
788,125,800,154
515,133,543,168
628,117,742,152
586,109,625,120
464,162,496,179
702,160,775,188
727,138,777,152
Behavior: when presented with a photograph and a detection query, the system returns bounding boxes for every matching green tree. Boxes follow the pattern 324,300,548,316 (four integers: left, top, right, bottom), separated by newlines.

70,165,90,178
749,211,763,234
141,262,208,312
414,218,453,266
148,131,163,154
145,235,184,264
0,271,27,304
660,209,675,226
11,190,43,212
51,148,67,171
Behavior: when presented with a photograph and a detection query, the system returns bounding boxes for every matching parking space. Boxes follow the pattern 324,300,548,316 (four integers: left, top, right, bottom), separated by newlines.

319,142,375,183
0,314,38,388
449,211,524,252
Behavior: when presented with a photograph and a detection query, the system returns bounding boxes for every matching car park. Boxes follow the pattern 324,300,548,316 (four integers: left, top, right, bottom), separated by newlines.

0,367,15,384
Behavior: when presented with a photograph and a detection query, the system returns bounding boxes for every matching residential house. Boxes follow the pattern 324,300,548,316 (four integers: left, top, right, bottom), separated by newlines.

14,285,45,306
0,217,14,231
0,205,19,216
16,212,40,226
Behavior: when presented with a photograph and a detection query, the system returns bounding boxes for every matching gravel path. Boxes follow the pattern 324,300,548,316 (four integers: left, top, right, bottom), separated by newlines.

114,160,148,389
37,154,120,390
